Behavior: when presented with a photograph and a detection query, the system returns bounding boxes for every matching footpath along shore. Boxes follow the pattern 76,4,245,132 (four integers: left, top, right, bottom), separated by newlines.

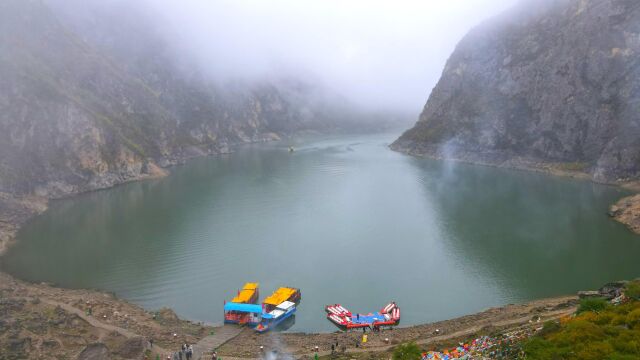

0,270,578,359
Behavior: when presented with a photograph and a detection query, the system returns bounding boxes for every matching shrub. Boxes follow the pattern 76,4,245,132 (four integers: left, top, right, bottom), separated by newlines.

537,320,561,337
625,308,640,327
523,298,640,360
625,281,640,300
392,342,422,360
577,297,608,314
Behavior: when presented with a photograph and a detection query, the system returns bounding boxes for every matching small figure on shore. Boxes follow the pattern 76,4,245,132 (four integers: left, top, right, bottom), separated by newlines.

149,338,153,348
211,351,217,360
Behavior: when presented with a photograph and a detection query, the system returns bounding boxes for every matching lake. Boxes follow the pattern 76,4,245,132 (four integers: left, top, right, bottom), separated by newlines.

3,132,640,332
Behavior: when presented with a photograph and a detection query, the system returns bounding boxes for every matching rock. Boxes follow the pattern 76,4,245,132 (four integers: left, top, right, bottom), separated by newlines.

392,0,640,184
77,343,111,360
114,337,145,359
577,291,601,299
599,281,628,299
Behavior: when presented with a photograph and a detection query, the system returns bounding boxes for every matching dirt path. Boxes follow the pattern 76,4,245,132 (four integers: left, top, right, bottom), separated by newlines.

39,298,173,358
193,325,245,359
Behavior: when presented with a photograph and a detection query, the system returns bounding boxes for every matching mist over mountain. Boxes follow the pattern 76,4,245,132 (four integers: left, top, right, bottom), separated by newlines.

393,0,640,183
0,0,405,199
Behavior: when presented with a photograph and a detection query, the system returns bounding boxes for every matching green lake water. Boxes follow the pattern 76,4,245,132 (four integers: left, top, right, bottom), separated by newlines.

3,132,640,332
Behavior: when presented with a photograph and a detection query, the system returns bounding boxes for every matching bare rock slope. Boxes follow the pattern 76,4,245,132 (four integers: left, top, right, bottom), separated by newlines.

393,0,640,184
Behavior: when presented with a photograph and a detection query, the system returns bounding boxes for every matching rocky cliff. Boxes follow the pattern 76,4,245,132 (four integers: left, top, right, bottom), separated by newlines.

392,0,640,184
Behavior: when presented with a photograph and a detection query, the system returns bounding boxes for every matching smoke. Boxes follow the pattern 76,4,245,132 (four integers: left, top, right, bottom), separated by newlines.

132,0,519,112
259,334,295,360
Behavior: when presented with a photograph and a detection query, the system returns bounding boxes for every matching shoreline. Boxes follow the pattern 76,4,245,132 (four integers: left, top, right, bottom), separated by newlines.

0,269,579,359
389,140,640,235
0,134,637,357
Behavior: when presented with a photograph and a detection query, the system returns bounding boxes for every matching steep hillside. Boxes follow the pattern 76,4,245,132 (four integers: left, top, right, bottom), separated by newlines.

0,0,396,251
393,0,640,184
0,0,387,200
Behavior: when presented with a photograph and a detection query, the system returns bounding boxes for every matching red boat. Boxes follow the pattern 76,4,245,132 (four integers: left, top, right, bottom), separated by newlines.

325,302,400,329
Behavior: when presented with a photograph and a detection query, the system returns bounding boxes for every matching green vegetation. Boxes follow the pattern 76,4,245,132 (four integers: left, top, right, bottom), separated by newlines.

625,282,640,301
523,282,640,360
392,342,422,360
577,297,609,314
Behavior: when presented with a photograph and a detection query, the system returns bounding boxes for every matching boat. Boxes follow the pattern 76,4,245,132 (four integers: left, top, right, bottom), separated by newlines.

262,287,301,312
325,302,400,329
255,300,297,333
224,283,261,325
232,282,260,304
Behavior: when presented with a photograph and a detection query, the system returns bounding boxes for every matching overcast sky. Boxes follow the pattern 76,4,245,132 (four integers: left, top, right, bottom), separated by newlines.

146,0,519,112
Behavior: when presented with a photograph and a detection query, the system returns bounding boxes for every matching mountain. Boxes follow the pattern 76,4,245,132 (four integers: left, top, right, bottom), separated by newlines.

392,0,640,183
0,0,389,200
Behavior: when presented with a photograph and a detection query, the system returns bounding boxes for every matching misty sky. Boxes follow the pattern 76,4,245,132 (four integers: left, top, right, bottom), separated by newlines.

146,0,518,112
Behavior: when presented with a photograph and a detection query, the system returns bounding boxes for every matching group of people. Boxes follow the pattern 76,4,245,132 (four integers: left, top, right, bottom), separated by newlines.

170,343,194,360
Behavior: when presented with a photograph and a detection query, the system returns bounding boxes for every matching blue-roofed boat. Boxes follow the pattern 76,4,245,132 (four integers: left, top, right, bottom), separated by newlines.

223,302,263,325
254,301,297,333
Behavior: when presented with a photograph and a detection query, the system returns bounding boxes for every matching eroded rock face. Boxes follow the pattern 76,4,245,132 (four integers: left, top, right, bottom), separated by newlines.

393,0,640,183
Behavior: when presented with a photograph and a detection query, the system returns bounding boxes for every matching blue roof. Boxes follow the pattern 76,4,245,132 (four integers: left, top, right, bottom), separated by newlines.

224,302,262,313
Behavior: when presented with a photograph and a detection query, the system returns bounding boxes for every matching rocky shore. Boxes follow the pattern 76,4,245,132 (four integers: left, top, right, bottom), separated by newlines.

609,193,640,235
0,271,212,359
0,268,581,360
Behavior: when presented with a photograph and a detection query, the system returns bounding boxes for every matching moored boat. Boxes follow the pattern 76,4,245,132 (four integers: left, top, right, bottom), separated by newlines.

325,301,400,329
255,301,297,333
262,287,301,312
224,283,261,325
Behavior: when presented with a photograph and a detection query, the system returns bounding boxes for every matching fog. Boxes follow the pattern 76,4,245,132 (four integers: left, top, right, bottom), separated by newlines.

140,0,519,112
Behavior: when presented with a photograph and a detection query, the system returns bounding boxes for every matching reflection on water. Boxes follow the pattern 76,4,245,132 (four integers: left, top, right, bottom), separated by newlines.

2,132,639,332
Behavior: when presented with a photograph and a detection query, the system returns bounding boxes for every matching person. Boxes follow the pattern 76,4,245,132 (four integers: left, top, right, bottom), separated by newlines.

331,344,335,353
211,351,217,360
149,338,153,348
